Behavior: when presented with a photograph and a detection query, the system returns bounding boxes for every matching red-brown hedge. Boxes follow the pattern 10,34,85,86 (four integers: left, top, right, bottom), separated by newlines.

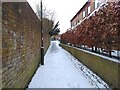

61,2,120,53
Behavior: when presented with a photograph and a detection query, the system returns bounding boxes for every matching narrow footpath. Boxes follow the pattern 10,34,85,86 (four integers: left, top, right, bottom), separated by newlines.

28,41,109,88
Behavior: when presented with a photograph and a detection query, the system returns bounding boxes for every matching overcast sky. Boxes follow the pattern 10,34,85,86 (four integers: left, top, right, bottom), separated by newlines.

27,0,88,34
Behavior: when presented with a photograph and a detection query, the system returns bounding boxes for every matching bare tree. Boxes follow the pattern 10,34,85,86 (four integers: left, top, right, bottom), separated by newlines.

36,4,56,22
35,3,60,36
35,3,57,52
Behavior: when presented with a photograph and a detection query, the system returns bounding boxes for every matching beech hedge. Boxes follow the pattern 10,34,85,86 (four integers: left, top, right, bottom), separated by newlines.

61,2,120,55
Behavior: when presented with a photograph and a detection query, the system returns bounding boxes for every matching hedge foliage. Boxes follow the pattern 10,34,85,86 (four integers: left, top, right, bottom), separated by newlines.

61,2,120,53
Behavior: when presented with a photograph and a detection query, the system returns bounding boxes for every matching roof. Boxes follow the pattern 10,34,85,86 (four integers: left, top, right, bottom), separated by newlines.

70,0,90,22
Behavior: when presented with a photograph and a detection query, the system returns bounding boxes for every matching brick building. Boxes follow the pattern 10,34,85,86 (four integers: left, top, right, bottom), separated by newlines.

70,0,109,27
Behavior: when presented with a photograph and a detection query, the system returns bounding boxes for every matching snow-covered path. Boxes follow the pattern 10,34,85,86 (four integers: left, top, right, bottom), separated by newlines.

28,41,109,88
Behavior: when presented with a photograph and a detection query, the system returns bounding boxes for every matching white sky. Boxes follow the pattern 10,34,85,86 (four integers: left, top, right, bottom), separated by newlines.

27,0,88,34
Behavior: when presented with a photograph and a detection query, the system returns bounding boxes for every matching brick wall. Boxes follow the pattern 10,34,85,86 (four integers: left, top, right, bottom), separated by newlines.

90,1,95,12
71,1,95,27
43,32,50,54
42,19,51,54
61,44,120,88
1,2,42,88
0,1,2,89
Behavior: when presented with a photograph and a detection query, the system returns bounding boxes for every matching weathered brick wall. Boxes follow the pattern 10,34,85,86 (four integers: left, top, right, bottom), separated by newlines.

2,2,41,88
42,18,53,54
0,1,2,89
43,32,51,54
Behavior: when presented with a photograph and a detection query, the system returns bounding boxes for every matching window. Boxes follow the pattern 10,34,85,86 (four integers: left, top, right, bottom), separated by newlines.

71,22,73,27
88,6,90,14
95,0,99,9
83,11,85,18
76,21,77,25
74,22,76,26
79,20,81,23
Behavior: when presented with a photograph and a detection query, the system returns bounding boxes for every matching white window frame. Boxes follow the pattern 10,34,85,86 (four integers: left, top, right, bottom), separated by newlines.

88,6,90,14
83,11,85,18
95,0,99,9
79,20,81,23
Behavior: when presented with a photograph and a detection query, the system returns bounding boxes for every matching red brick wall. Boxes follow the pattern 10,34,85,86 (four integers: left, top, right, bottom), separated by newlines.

71,0,96,27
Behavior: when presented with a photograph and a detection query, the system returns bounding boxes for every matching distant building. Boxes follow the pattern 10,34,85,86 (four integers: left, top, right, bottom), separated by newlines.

70,0,109,28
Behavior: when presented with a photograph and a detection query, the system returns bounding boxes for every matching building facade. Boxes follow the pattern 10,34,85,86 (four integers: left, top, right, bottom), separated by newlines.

70,0,108,28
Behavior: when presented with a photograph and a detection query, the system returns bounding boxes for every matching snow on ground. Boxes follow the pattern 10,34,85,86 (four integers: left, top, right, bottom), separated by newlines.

28,41,109,88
